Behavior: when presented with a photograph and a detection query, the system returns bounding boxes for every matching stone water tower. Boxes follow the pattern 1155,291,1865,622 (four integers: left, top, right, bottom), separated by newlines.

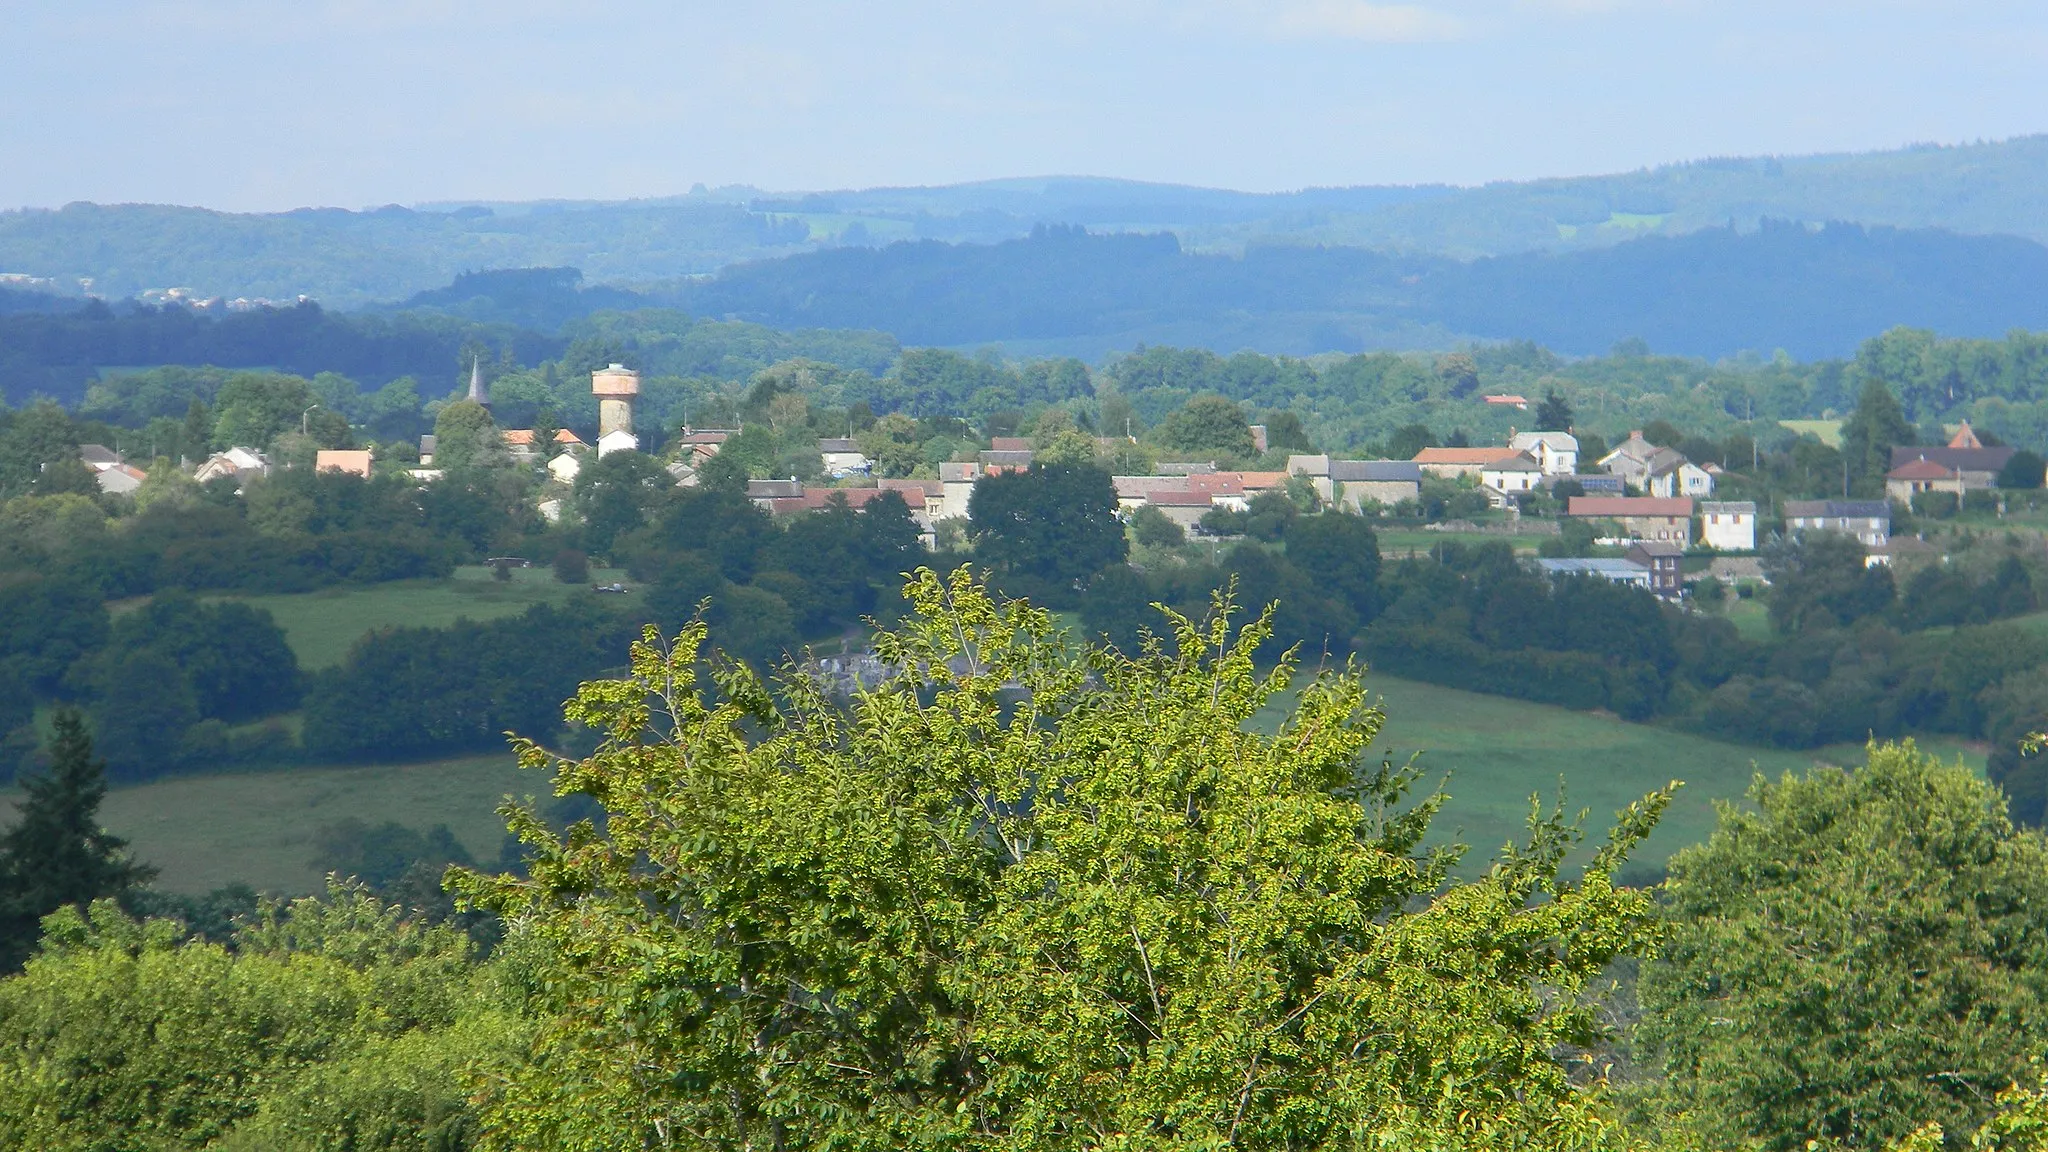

592,363,640,455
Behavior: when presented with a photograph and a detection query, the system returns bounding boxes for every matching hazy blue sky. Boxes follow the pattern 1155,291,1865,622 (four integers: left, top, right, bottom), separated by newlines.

6,1,2047,211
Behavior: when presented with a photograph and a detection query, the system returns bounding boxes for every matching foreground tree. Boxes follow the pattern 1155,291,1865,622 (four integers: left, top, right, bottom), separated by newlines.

0,710,154,968
453,568,1672,1150
1639,741,2048,1151
0,882,513,1150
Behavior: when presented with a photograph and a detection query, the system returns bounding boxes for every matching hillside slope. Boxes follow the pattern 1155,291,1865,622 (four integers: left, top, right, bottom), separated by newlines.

7,136,2048,306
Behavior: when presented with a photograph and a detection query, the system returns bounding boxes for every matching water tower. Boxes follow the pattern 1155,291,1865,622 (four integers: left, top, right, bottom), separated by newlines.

592,363,640,454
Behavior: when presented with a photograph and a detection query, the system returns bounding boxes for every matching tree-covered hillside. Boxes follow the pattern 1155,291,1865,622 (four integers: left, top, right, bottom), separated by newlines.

10,135,2048,307
682,222,2048,360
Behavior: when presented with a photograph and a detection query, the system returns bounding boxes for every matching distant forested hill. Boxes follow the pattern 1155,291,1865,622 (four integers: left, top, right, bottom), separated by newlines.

681,222,2048,360
8,137,2048,306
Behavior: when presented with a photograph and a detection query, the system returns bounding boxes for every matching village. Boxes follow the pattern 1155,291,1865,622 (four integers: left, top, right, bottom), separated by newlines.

65,359,2046,608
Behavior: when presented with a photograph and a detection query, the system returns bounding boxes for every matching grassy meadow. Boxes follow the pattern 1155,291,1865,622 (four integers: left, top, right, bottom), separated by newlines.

39,568,1992,894
220,563,633,669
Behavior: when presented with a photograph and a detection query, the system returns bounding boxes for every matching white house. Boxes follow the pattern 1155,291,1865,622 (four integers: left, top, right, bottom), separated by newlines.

1699,501,1756,551
1508,431,1578,476
95,462,147,495
193,447,270,486
547,452,583,484
597,429,639,457
1481,453,1543,502
937,461,982,521
1783,500,1890,548
818,438,871,478
1648,459,1716,499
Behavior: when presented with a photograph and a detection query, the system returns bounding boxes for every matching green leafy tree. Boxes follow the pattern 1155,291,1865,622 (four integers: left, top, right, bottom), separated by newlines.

1286,511,1381,624
1998,449,2045,490
967,464,1127,590
0,882,511,1150
1385,423,1437,460
431,399,500,474
1156,393,1255,458
1640,742,2048,1150
451,570,1672,1151
1033,428,1097,467
572,449,674,557
210,372,317,450
0,711,155,968
1129,503,1185,549
1762,530,1894,633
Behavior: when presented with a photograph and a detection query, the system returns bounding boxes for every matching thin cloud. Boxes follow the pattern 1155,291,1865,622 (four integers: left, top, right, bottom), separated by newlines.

1273,1,1471,41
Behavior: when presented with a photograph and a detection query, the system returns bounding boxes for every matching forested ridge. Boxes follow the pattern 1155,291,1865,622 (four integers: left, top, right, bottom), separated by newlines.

14,134,2048,306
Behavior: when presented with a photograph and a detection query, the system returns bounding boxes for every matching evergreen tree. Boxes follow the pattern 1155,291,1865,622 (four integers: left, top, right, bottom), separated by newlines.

1839,377,1914,493
1534,388,1574,431
0,710,155,968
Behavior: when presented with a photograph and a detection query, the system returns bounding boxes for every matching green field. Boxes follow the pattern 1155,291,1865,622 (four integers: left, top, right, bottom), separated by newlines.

1780,419,1843,446
221,564,634,669
62,754,532,894
39,669,1984,896
38,570,1990,895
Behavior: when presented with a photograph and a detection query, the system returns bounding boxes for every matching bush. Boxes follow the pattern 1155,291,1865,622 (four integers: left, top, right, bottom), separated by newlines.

552,548,590,584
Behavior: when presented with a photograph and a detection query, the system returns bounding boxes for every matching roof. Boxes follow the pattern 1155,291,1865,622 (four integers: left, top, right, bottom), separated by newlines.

978,450,1035,467
1329,460,1423,483
1784,500,1890,519
553,429,585,445
1628,541,1685,558
818,438,860,453
1235,471,1288,490
747,479,805,499
762,488,909,516
989,437,1033,452
314,449,373,476
939,462,981,482
1482,453,1543,473
878,478,942,497
1510,431,1579,452
1949,421,1984,449
1114,475,1190,499
1569,496,1692,517
1536,558,1648,578
1148,489,1220,507
1888,444,2016,472
78,443,122,466
1414,447,1519,466
1157,461,1219,475
501,429,537,446
678,430,730,445
1484,394,1529,406
1700,501,1757,515
1887,456,1960,481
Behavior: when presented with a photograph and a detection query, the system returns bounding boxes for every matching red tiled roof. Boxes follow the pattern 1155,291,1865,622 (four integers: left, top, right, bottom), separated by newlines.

1415,447,1519,465
1888,457,1959,481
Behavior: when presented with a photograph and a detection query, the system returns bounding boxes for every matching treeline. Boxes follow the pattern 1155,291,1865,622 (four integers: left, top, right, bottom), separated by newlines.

0,297,556,406
303,601,638,762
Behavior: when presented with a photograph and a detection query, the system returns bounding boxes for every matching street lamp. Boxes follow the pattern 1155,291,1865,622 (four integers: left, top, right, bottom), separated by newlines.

302,404,320,437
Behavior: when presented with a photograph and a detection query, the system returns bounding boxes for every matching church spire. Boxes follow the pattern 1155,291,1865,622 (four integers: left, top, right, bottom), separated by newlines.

467,355,489,408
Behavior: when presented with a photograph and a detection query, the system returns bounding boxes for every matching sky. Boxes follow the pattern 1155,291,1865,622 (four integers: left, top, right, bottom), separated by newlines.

4,1,2047,212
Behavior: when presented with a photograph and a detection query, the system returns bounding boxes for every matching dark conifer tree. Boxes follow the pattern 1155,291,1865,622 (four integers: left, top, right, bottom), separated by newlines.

0,709,155,968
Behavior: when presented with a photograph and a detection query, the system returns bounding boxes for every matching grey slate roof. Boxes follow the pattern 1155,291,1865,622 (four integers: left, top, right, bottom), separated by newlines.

1328,459,1423,482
